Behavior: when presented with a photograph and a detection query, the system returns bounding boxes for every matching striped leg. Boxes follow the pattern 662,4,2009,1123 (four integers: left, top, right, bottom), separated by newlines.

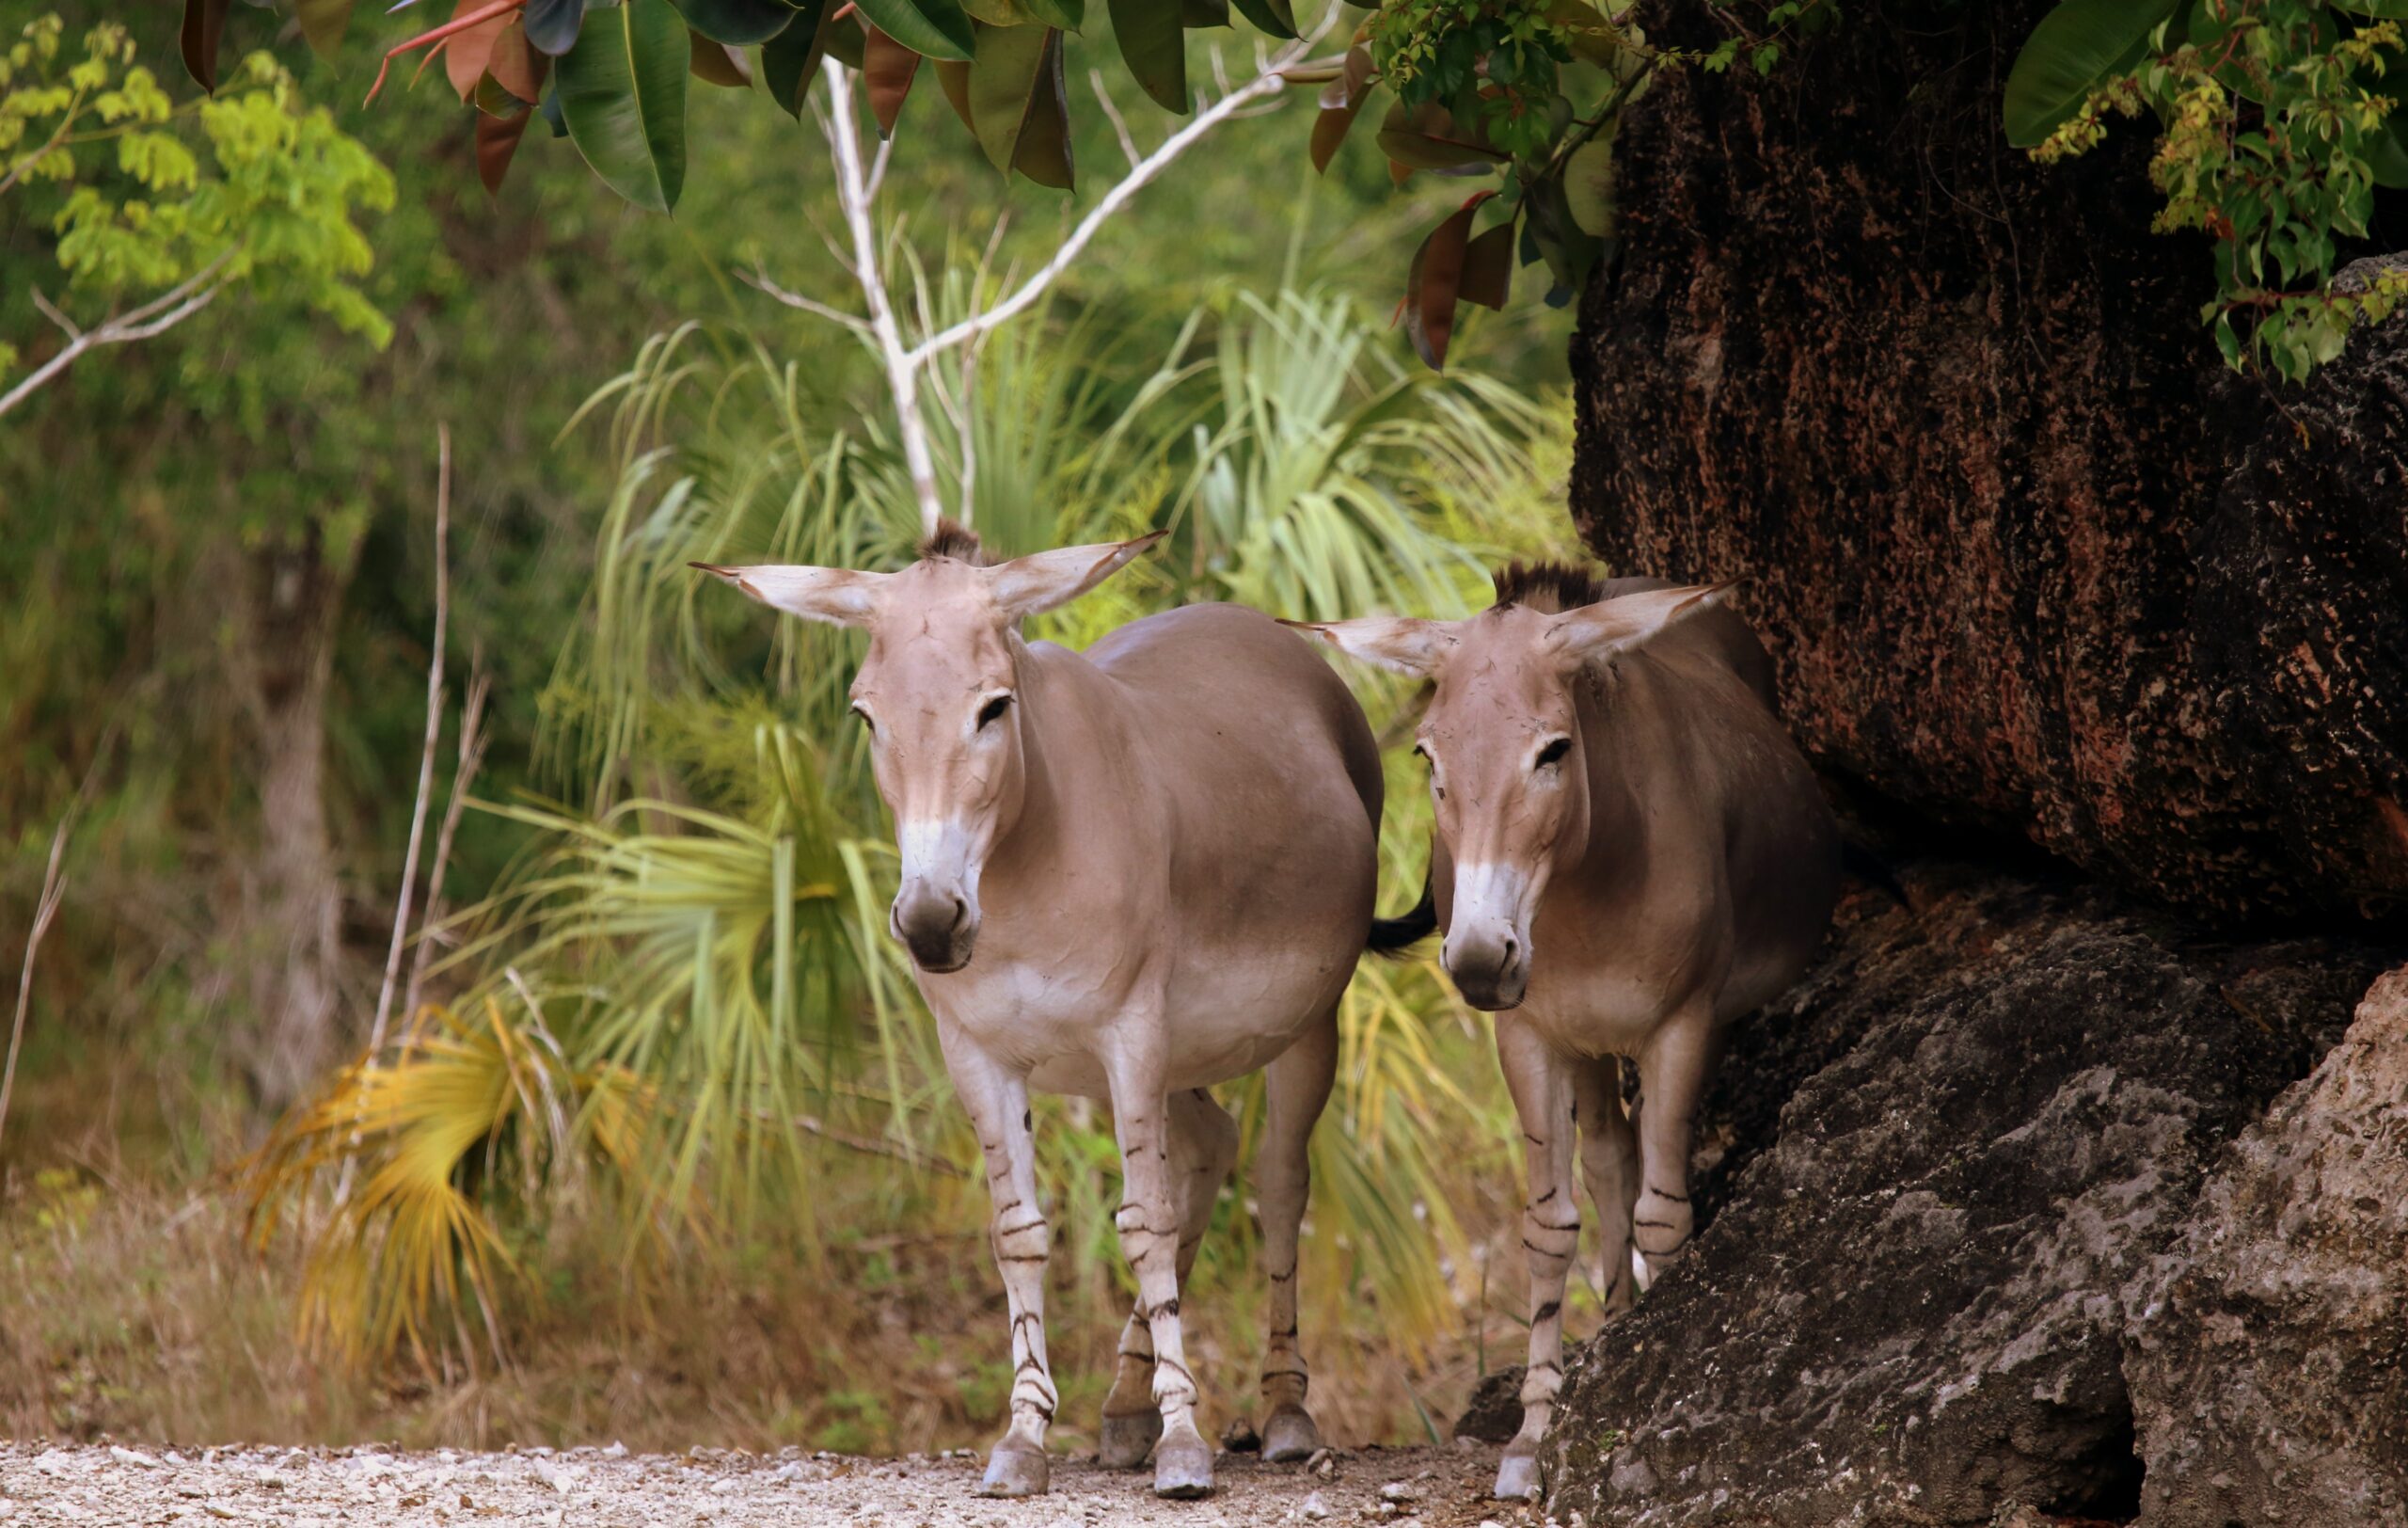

1493,1011,1578,1502
1257,1004,1339,1462
1632,1004,1719,1289
1571,1058,1640,1317
1100,1089,1236,1469
1104,1043,1215,1499
939,1025,1057,1498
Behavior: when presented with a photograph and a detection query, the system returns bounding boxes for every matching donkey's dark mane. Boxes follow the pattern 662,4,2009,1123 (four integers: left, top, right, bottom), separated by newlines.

1490,559,1608,614
918,517,994,566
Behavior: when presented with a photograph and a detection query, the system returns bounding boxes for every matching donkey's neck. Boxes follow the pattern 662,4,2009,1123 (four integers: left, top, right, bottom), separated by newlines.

989,632,1137,876
1569,662,1650,878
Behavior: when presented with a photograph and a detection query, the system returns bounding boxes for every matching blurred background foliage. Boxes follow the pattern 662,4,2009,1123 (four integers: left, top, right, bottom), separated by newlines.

1,0,1592,1455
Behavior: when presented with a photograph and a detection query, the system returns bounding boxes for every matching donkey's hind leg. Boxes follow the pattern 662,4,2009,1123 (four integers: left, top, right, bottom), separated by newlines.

1257,1002,1339,1463
1099,1089,1237,1469
1572,1058,1640,1317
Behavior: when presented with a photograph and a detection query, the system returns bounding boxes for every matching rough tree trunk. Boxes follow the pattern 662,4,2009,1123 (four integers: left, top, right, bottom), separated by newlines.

231,531,355,1112
1569,0,2408,928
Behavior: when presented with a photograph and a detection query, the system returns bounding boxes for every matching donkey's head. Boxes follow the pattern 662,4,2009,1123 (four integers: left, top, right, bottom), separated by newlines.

1294,566,1735,1011
698,521,1161,974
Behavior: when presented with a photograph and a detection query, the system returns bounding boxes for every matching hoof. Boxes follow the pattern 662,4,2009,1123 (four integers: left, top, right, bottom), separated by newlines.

1494,1451,1541,1502
1261,1405,1321,1464
1631,1243,1655,1295
980,1444,1050,1498
1098,1409,1162,1471
1153,1430,1214,1500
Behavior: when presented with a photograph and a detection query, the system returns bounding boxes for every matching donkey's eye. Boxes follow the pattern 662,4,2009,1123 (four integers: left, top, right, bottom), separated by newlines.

977,693,1014,729
1535,736,1572,770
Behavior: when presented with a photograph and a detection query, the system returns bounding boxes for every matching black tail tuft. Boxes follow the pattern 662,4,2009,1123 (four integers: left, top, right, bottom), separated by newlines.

1842,837,1910,907
1368,875,1438,958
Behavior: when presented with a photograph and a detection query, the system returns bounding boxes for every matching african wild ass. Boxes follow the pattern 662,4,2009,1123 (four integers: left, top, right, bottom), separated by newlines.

1295,565,1841,1500
699,523,1428,1500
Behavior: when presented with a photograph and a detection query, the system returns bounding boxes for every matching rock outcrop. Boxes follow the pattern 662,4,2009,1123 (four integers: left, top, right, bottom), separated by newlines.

1567,0,2408,927
1540,863,2394,1526
2124,969,2408,1525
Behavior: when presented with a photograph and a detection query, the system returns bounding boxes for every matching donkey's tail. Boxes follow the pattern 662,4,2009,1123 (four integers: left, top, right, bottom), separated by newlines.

1842,837,1910,907
1367,874,1438,958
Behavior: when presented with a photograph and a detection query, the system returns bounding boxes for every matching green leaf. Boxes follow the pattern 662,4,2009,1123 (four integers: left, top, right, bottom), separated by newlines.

853,0,976,62
1562,134,1614,237
1228,0,1295,38
1022,0,1083,27
1376,100,1507,170
525,0,591,56
2367,116,2408,189
2003,0,2179,147
558,0,690,213
689,29,754,86
970,22,1070,184
295,0,352,61
760,0,833,115
1181,0,1229,27
672,0,799,47
1107,0,1187,113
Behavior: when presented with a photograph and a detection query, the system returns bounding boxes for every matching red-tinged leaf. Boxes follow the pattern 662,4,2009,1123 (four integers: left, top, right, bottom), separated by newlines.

181,0,231,92
488,15,548,101
1308,44,1373,172
1459,217,1513,310
1388,157,1411,186
448,0,512,101
863,22,923,135
1404,190,1496,370
689,28,752,85
1377,99,1506,171
478,105,533,194
933,57,976,132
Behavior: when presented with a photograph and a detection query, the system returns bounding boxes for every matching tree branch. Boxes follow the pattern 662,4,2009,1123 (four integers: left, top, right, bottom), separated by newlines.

0,250,236,422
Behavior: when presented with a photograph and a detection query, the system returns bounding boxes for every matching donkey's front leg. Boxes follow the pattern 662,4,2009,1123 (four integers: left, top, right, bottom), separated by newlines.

1099,1089,1237,1470
940,1024,1058,1498
1494,1012,1579,1502
1104,1040,1214,1498
1631,1003,1719,1289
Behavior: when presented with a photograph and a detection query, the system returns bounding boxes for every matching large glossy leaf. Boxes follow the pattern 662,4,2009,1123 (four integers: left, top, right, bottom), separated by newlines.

1229,0,1295,40
1459,217,1513,310
478,106,533,194
689,29,753,86
180,0,230,92
1563,134,1614,237
2003,0,2180,148
448,0,512,102
1181,0,1229,27
2366,113,2408,188
1107,0,1186,112
558,0,689,213
673,0,798,47
525,0,590,56
1309,45,1374,173
1376,100,1506,170
933,57,977,131
1010,28,1073,187
863,23,923,135
488,15,549,102
963,0,1037,21
760,0,833,115
1403,193,1495,371
295,0,351,61
853,0,975,62
1022,0,1082,27
970,22,1070,184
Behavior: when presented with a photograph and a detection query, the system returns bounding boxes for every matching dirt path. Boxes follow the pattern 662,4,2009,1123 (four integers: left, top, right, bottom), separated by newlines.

1,1440,1538,1526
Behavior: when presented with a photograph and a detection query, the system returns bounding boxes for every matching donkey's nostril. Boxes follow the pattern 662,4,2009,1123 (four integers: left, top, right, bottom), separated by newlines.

1501,935,1519,962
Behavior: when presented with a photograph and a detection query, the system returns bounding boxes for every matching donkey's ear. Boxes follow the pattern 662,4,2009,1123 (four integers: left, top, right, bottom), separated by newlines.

1281,615,1457,677
985,531,1166,620
1546,580,1740,665
691,563,886,628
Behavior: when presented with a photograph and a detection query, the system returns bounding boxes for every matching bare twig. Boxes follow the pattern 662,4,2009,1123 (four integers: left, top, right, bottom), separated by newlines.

1,811,74,1153
741,268,873,334
370,425,453,1056
402,654,489,1022
0,250,237,422
1091,69,1143,168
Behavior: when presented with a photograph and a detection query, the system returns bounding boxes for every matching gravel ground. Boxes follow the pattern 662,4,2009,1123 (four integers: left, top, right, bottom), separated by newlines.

0,1440,1538,1527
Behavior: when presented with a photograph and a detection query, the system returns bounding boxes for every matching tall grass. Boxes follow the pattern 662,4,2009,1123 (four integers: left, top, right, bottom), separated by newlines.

243,286,1579,1442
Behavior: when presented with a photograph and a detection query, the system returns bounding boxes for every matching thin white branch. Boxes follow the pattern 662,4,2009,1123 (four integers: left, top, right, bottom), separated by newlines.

823,56,946,535
402,655,489,1023
1209,43,1235,98
1091,68,1143,168
742,266,875,334
368,424,452,1057
0,804,75,1151
0,250,236,422
905,38,1337,369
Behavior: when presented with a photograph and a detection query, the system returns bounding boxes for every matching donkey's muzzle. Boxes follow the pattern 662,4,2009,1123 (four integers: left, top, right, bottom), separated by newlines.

894,883,976,973
1445,929,1529,1011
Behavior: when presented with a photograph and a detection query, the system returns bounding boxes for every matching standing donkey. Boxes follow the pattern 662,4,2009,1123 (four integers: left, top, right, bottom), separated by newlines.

1295,564,1841,1500
699,522,1427,1500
